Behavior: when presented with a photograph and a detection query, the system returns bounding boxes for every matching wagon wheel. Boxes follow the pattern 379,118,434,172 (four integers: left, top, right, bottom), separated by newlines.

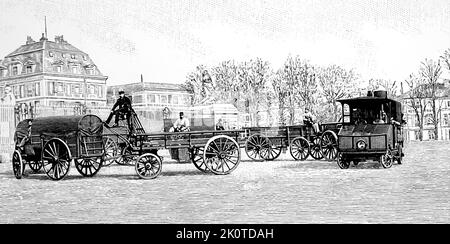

190,147,209,173
75,157,103,177
336,153,350,169
116,145,137,165
321,130,338,161
289,137,310,160
135,153,162,179
41,138,72,181
244,134,270,161
203,135,241,175
28,159,42,173
395,144,403,165
260,139,282,161
102,137,118,167
12,150,24,179
310,136,324,160
380,150,394,169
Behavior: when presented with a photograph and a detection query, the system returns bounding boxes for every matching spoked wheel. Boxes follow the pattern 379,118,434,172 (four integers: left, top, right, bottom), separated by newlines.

12,150,24,179
190,147,209,173
289,137,310,160
116,145,137,165
244,134,270,161
321,130,338,161
336,153,350,169
41,138,72,181
135,153,162,179
310,136,324,160
28,159,42,173
380,150,393,169
75,157,103,177
203,135,241,175
260,139,282,161
102,137,118,167
395,145,403,165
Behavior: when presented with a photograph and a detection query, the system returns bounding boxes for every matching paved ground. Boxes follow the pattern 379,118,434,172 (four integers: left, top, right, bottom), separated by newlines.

0,141,449,223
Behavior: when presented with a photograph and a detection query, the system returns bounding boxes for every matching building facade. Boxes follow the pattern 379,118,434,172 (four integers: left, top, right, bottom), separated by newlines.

107,82,194,132
0,34,108,110
402,79,450,141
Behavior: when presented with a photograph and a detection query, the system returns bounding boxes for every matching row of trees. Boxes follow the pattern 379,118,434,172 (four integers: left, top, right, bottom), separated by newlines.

184,50,450,132
404,48,450,140
184,55,367,126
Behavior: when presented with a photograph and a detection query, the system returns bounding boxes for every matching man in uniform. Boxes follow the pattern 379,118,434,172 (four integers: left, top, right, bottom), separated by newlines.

105,90,132,129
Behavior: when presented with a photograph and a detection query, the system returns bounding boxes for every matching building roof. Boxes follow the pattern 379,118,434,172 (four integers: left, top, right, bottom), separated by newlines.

108,82,192,93
401,80,450,99
6,36,85,58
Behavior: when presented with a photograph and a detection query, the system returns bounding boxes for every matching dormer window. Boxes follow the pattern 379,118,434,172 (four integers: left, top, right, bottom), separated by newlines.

71,54,76,59
26,65,33,73
55,66,62,73
82,55,87,61
49,51,54,57
12,66,19,75
86,68,95,75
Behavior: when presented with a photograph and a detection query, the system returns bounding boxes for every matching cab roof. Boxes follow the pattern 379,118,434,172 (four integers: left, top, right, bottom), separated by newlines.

337,96,399,104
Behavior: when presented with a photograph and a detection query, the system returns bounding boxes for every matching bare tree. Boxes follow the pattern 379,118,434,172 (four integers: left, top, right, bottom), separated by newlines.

368,78,399,98
441,48,450,71
420,58,442,140
317,65,357,121
404,74,429,141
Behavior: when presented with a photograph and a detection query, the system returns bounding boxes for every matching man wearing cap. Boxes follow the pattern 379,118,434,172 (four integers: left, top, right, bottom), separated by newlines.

170,112,190,132
105,90,132,129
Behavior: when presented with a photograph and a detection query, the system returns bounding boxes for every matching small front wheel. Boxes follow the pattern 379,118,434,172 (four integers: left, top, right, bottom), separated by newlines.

135,153,162,179
380,150,393,169
336,153,350,169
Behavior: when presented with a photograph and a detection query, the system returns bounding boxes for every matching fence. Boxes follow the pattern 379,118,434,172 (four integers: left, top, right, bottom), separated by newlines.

0,104,15,163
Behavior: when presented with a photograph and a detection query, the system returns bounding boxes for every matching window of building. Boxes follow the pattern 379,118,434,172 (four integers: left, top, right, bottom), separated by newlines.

444,114,449,126
161,95,168,104
88,85,94,95
133,95,143,104
425,114,433,125
12,66,18,75
26,84,34,97
49,51,54,57
0,68,6,77
173,95,178,105
72,66,78,74
428,131,435,140
98,86,103,98
86,68,95,75
168,95,172,104
35,83,40,96
48,82,54,95
71,54,76,59
66,84,71,96
82,55,87,61
54,66,62,73
19,85,25,98
56,83,64,94
148,94,156,103
26,65,33,73
447,101,450,108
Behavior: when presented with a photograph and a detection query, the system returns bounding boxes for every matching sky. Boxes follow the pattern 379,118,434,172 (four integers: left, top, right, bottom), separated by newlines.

0,0,449,86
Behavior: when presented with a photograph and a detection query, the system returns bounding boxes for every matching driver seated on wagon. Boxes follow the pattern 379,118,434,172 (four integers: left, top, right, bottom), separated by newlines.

104,90,133,129
303,107,320,134
169,112,190,132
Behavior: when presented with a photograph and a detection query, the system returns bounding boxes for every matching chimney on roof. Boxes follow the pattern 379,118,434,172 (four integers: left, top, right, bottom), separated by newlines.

26,36,36,45
39,33,48,42
55,35,66,44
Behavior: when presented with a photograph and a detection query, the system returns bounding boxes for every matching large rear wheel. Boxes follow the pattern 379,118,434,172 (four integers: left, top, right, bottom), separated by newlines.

12,150,24,179
203,135,241,175
41,138,72,180
289,137,310,160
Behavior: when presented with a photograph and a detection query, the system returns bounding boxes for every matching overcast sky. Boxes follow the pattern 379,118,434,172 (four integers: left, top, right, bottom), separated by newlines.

1,0,449,85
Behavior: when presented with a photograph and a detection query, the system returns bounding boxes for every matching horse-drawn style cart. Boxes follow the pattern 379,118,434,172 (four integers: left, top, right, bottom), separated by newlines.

12,115,105,180
242,123,341,162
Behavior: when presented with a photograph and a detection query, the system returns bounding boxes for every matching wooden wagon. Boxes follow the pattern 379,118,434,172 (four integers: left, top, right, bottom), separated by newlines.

12,115,104,180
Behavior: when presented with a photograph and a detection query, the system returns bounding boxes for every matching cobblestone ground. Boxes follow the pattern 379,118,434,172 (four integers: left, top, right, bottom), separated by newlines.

0,141,449,223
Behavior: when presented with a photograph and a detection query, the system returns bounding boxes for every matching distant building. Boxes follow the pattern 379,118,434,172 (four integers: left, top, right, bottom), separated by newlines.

402,79,450,141
0,34,108,109
107,82,193,132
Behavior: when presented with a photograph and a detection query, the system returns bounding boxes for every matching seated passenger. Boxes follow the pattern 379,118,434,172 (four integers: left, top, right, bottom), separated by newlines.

303,108,320,134
170,112,190,132
216,118,225,130
104,90,133,129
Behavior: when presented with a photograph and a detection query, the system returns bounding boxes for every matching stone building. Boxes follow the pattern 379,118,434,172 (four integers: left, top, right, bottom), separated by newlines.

0,34,108,110
402,79,450,141
107,82,193,132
